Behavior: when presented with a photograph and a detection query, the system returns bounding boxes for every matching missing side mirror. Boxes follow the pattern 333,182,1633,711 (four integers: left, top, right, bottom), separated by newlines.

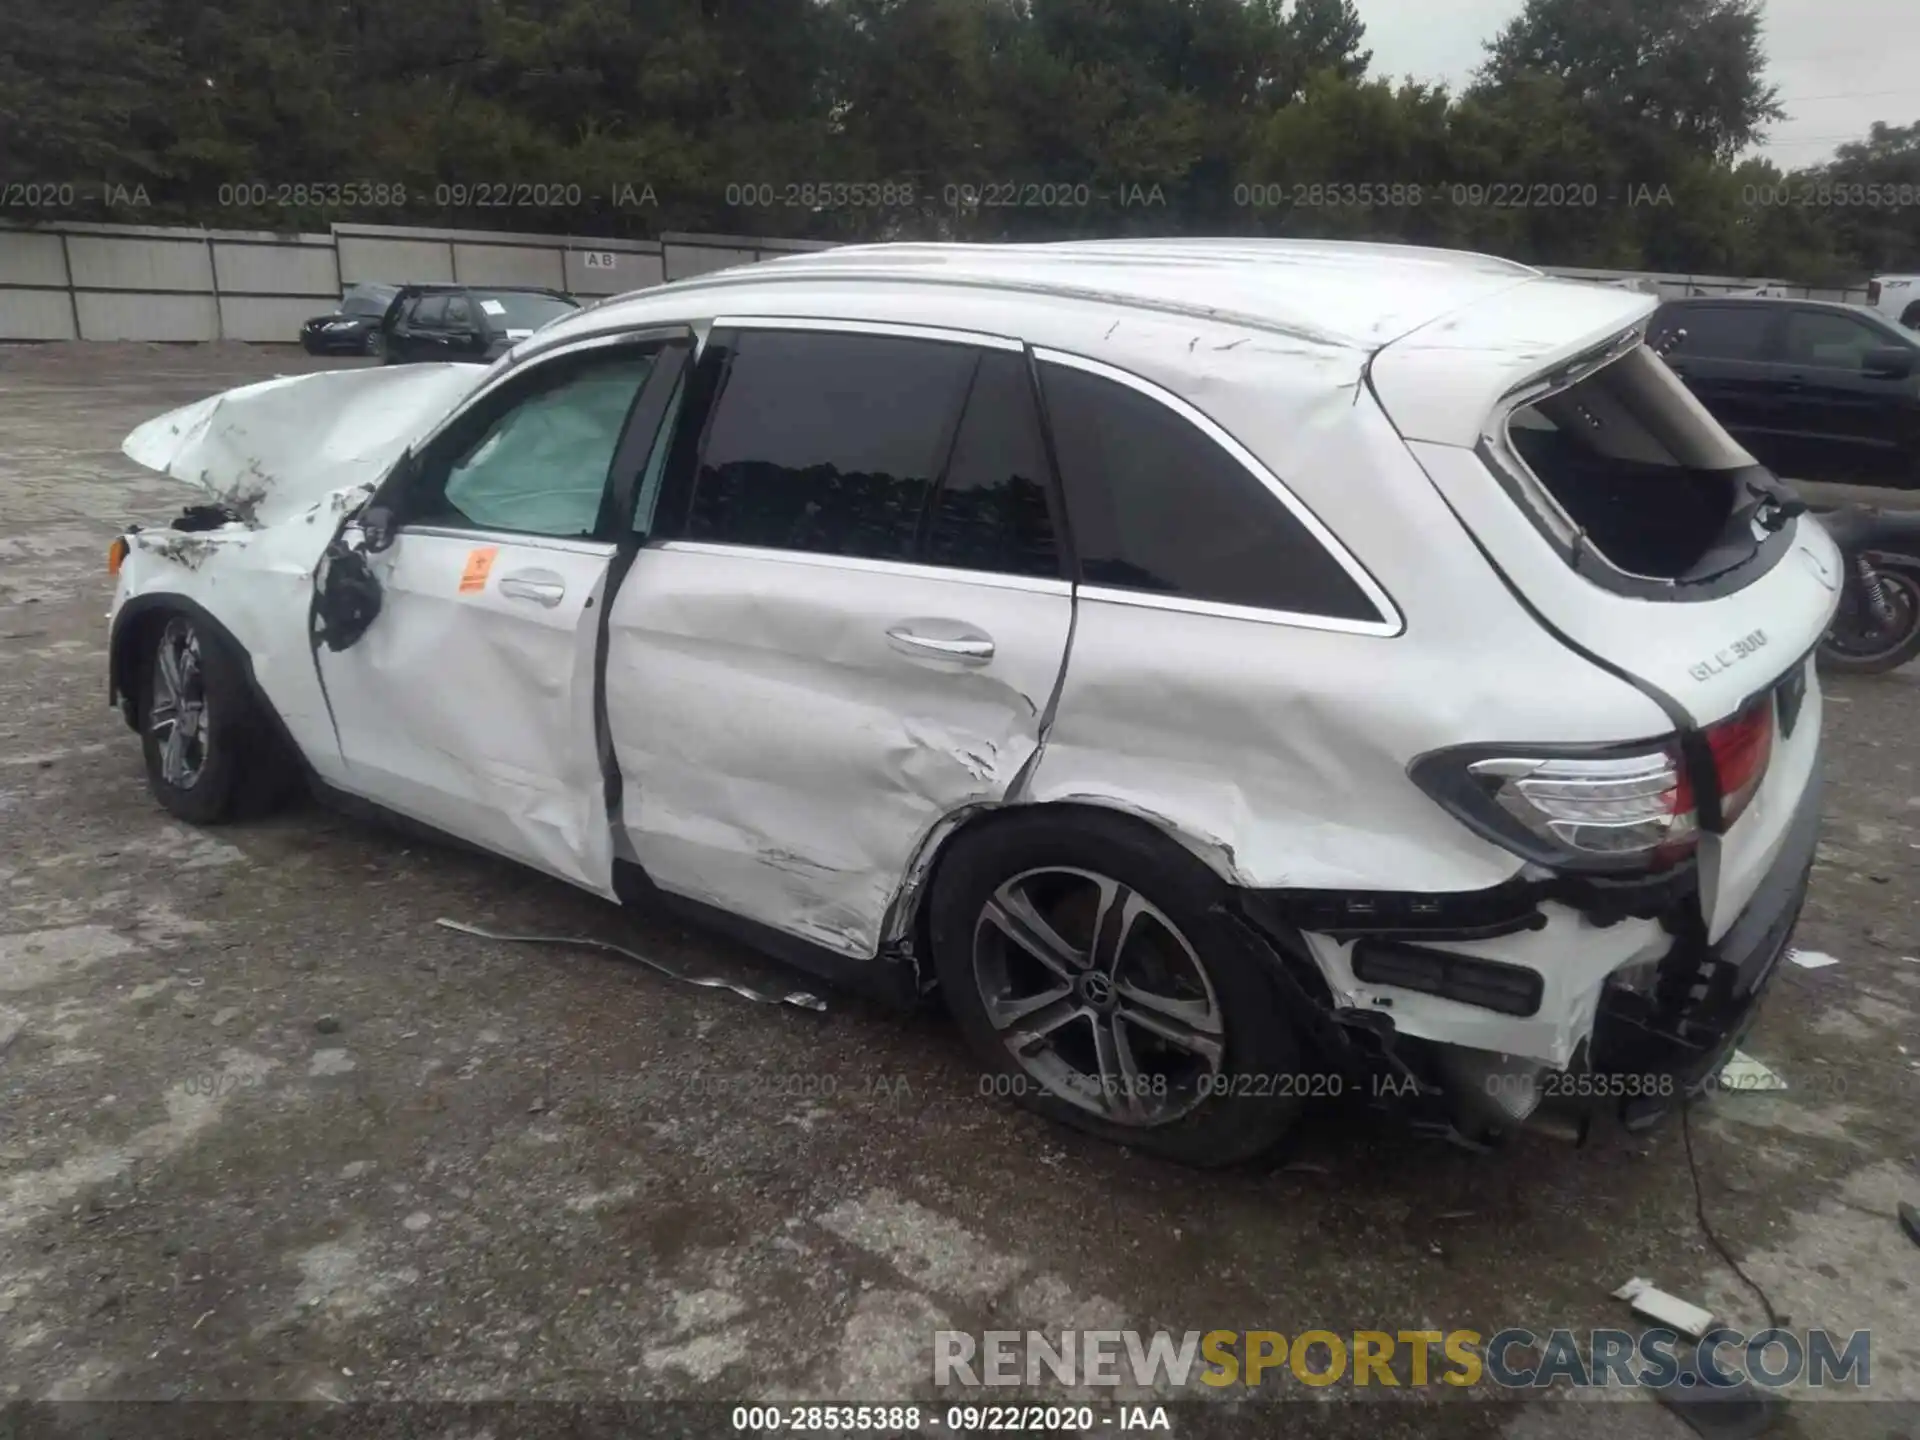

313,542,383,652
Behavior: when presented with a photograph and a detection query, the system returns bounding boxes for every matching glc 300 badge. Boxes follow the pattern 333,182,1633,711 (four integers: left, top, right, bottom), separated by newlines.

1690,629,1767,682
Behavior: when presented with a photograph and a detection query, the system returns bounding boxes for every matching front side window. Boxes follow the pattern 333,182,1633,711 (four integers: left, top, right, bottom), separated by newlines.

686,330,977,563
1039,359,1379,620
412,295,447,327
444,295,475,330
417,351,656,538
1779,310,1884,369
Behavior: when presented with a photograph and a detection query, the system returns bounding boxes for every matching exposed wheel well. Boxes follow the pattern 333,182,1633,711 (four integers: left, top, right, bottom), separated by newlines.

912,798,1349,1099
898,798,1323,995
109,603,174,727
109,597,307,774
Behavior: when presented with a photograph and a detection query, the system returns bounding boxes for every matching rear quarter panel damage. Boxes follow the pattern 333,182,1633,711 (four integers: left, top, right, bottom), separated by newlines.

1023,376,1672,897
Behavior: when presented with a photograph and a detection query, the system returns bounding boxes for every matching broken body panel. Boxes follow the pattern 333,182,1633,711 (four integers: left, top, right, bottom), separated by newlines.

109,242,1833,1135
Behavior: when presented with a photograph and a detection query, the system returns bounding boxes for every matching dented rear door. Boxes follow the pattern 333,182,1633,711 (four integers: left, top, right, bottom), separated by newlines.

605,322,1073,958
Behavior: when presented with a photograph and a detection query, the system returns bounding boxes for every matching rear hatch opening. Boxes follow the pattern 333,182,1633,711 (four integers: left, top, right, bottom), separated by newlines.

1485,343,1802,598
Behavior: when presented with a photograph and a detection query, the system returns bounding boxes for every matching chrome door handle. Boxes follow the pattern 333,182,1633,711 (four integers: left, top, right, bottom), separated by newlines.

886,625,995,662
499,571,566,607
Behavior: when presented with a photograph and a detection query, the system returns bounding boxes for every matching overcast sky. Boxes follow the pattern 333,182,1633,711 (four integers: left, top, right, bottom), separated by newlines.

1360,0,1920,164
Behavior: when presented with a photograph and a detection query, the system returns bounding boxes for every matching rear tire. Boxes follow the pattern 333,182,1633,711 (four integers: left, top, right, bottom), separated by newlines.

139,613,293,823
929,808,1307,1167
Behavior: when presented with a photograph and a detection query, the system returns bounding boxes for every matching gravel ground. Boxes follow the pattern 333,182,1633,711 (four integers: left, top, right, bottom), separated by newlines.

1,342,1917,1440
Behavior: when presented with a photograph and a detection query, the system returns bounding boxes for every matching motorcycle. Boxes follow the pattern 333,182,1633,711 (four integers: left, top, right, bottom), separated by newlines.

1814,506,1920,674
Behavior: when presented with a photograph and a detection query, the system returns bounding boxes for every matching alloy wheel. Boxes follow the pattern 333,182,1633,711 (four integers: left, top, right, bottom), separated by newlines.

971,866,1225,1127
149,618,210,789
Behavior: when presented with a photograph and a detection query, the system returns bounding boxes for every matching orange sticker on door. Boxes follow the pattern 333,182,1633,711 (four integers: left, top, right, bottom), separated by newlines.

458,546,498,594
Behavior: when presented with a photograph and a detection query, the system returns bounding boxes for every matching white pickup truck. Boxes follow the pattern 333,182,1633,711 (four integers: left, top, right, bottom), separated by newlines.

1867,274,1920,328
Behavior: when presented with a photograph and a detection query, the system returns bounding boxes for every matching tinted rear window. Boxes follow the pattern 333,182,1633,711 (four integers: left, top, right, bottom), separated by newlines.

687,329,976,562
923,350,1060,578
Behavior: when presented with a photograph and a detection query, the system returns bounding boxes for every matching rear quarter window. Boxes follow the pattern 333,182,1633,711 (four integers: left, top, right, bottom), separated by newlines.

1037,358,1382,622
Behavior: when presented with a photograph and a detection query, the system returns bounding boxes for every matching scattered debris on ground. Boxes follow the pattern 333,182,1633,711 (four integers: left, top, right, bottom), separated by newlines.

1612,1276,1717,1339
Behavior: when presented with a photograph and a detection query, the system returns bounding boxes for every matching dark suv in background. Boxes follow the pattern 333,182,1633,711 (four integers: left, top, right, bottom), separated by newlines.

1648,297,1920,488
299,283,400,357
380,285,581,365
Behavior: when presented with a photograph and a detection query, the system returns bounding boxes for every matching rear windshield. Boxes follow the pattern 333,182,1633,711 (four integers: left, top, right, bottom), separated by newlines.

474,292,579,332
1492,345,1796,596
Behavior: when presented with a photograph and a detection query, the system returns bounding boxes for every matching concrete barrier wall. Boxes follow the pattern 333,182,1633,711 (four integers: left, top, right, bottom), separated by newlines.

0,231,70,288
213,238,338,297
0,221,1870,342
0,287,76,340
564,246,664,295
0,221,706,342
76,292,219,342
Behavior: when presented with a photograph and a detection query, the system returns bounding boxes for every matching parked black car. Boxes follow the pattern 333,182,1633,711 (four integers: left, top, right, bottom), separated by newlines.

379,284,582,365
299,283,401,357
1648,297,1920,489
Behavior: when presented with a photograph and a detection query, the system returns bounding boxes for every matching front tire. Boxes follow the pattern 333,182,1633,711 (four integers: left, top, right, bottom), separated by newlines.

139,614,289,823
929,808,1307,1167
364,329,386,359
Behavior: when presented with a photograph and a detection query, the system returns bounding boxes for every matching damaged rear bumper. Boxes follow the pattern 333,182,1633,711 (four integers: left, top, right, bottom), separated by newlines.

1235,751,1822,1143
1587,760,1820,1128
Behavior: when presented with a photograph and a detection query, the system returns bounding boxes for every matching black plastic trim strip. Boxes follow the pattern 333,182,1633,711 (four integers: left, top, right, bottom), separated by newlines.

1351,939,1545,1017
591,341,696,839
1023,344,1083,585
611,859,917,1008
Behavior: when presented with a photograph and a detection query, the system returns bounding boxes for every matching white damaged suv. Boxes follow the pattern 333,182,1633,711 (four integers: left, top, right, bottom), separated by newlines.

108,240,1841,1165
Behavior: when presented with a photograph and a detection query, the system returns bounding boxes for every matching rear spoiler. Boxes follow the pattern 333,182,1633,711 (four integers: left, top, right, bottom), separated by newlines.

1368,279,1658,448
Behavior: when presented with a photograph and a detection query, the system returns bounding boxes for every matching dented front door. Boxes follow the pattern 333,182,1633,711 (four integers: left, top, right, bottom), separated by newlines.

317,527,619,894
312,339,682,897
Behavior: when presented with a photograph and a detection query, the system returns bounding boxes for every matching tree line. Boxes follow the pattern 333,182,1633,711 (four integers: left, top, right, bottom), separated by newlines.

3,0,1917,282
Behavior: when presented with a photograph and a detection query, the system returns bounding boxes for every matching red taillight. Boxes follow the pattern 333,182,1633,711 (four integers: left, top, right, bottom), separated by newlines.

1702,696,1774,828
1415,698,1778,875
